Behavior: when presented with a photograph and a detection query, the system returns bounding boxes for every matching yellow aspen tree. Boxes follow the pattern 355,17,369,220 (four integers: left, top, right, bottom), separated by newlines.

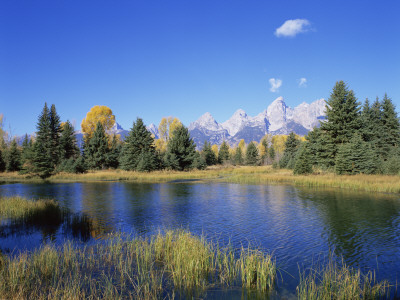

211,144,219,158
158,117,182,142
81,106,115,140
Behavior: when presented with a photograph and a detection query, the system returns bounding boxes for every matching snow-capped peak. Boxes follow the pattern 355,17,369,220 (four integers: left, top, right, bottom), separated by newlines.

188,112,223,131
221,109,250,136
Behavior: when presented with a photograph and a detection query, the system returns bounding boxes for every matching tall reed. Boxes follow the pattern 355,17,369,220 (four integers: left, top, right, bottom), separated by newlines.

0,229,276,299
297,258,391,299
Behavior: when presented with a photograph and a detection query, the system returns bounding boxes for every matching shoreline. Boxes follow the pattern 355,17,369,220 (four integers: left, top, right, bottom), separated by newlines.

0,166,399,194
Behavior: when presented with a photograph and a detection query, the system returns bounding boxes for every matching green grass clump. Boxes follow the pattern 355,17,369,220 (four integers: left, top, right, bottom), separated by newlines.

297,258,391,299
0,229,277,299
0,196,62,223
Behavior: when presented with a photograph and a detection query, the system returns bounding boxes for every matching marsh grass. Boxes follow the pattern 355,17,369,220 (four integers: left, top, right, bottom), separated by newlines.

297,257,392,299
0,229,277,299
1,166,400,193
0,196,62,224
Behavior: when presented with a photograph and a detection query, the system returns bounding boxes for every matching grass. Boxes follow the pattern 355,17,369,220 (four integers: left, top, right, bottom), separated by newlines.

2,166,400,194
0,196,62,223
297,257,392,299
0,229,277,299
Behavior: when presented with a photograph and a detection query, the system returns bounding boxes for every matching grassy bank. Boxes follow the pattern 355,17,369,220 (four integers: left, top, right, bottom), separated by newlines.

1,166,400,193
0,229,276,299
0,196,61,222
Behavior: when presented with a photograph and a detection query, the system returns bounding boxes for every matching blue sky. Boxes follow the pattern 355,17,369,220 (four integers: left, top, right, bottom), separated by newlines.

1,0,399,136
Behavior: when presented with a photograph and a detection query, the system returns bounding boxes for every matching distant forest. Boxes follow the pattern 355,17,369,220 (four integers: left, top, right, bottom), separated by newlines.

0,80,399,178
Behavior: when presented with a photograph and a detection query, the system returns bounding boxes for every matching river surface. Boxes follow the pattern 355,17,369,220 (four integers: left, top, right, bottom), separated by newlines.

1,181,400,297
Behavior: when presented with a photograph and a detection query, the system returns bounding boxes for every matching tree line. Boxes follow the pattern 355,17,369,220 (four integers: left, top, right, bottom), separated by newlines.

0,80,399,177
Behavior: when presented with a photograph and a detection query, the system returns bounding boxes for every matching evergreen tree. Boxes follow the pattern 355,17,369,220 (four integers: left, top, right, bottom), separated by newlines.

164,125,196,171
279,132,300,169
5,139,21,172
293,143,313,175
106,134,121,169
319,81,361,167
202,140,217,166
260,138,269,164
218,141,230,164
234,146,244,165
60,121,79,160
85,122,109,170
360,98,374,142
268,146,275,162
381,94,400,156
119,118,157,171
20,134,34,173
192,151,207,170
49,104,62,166
0,147,5,172
245,142,259,166
335,134,377,175
383,147,400,175
33,103,53,178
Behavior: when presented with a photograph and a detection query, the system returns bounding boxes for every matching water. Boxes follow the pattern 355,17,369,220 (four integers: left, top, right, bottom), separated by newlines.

1,181,400,296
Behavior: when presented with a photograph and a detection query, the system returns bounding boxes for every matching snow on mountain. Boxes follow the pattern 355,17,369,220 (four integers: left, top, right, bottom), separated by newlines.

188,112,230,147
266,96,291,132
189,97,327,146
221,109,249,136
147,123,159,139
188,112,225,131
291,98,326,130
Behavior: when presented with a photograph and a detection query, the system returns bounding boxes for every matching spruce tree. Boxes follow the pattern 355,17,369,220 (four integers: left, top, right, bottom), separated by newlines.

0,148,5,172
60,121,79,160
234,146,244,165
335,134,378,175
106,134,121,169
49,104,61,166
245,142,259,166
33,103,53,178
279,132,300,169
381,94,400,156
192,151,207,170
218,141,230,164
85,122,109,170
268,146,275,162
202,140,217,166
5,139,21,172
20,134,34,173
293,143,313,175
119,118,157,171
319,81,361,167
383,147,400,175
164,125,196,171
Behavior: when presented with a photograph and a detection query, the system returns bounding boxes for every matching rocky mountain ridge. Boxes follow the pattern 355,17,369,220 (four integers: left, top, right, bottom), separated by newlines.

71,97,326,148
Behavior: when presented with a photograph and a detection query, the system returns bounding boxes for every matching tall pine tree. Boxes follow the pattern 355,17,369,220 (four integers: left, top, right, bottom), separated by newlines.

164,125,197,171
60,121,79,160
218,141,230,164
119,118,158,171
49,104,61,166
201,140,217,166
5,139,21,172
245,142,259,166
319,81,361,167
84,122,109,170
33,103,54,178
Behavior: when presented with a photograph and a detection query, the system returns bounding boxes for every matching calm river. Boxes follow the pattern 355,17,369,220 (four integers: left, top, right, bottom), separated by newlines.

1,181,400,297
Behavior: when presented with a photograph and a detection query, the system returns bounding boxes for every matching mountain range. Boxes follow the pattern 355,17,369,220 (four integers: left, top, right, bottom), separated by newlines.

74,97,326,148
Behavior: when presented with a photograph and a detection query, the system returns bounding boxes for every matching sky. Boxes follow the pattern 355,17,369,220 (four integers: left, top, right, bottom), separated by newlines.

1,0,399,136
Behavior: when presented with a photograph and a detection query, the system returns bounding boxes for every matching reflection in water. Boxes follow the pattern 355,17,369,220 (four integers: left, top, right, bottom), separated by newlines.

0,181,399,295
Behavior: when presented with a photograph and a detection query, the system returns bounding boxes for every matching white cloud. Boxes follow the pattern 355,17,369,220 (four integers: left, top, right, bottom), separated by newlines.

298,77,307,87
275,19,311,37
269,78,282,92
